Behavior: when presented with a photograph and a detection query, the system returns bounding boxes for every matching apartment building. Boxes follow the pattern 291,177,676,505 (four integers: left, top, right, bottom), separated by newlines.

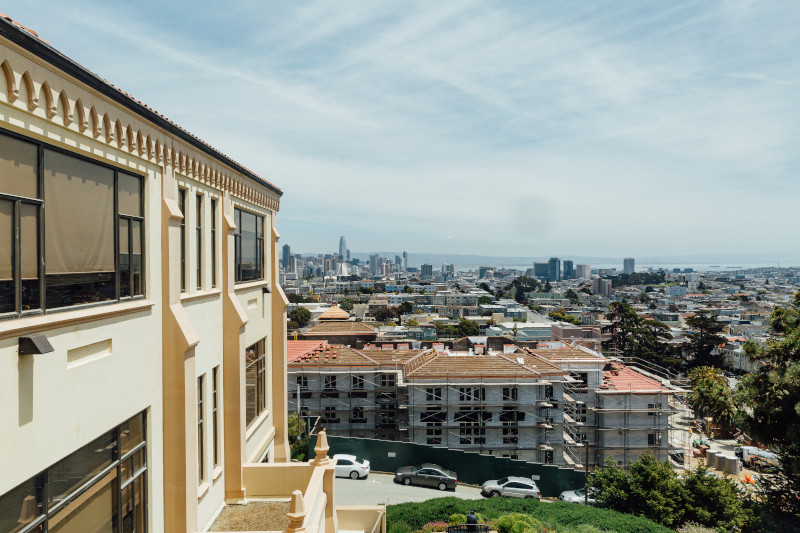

289,338,688,471
288,341,580,463
0,18,383,533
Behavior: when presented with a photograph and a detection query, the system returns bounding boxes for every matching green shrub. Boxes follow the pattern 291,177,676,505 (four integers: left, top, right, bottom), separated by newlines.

448,514,466,525
389,521,412,533
386,497,671,533
496,515,515,533
420,522,447,533
676,523,716,533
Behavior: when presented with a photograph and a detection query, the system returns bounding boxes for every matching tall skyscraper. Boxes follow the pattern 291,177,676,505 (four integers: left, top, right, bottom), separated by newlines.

402,251,408,271
339,236,347,259
563,260,575,280
369,253,379,276
576,264,591,279
548,257,562,282
421,263,433,279
282,244,291,270
533,262,549,280
623,257,635,275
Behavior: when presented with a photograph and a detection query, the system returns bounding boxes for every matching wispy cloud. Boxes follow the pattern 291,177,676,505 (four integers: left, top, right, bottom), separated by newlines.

5,0,800,259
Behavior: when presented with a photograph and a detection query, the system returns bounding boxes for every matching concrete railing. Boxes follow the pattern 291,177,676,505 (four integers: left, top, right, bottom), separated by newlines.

243,462,316,498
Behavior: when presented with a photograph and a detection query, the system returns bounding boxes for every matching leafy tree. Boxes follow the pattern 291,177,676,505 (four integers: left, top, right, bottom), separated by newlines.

287,294,308,304
681,464,751,530
373,307,399,322
602,302,673,367
288,307,311,327
404,286,414,293
645,285,655,293
591,453,687,528
406,319,419,327
580,287,592,295
688,367,737,433
638,292,650,304
565,289,579,303
287,320,299,330
398,301,414,316
288,412,309,461
479,282,491,293
548,311,580,325
478,295,494,306
736,291,800,520
456,318,480,337
511,276,539,304
685,312,726,368
339,298,354,311
543,281,552,292
610,271,666,288
668,304,679,313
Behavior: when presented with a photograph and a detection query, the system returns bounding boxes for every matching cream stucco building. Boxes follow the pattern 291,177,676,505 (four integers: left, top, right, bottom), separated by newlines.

0,15,383,533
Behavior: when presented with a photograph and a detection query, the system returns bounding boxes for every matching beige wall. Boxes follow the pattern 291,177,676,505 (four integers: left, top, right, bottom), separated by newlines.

0,32,284,533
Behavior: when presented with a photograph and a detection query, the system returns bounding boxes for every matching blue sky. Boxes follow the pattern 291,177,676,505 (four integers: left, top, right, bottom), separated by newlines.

5,1,800,259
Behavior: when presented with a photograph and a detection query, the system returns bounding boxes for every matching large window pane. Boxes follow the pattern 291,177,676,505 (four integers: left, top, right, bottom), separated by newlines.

49,470,116,533
117,173,141,217
48,430,115,511
235,208,263,282
0,476,41,533
120,413,144,456
44,150,115,308
0,132,38,199
245,339,266,426
119,218,130,298
0,200,12,313
131,220,142,296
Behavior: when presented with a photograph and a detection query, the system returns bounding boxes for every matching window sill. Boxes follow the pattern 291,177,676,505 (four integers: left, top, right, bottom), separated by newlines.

0,299,155,341
212,465,223,482
181,289,222,303
245,410,271,440
234,279,270,293
198,481,210,500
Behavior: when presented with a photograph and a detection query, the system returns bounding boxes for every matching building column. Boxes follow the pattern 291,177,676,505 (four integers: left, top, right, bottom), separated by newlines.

161,165,200,533
221,192,249,500
271,223,290,462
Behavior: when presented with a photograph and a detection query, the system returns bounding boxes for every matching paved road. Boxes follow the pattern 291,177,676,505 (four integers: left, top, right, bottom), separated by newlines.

335,472,484,506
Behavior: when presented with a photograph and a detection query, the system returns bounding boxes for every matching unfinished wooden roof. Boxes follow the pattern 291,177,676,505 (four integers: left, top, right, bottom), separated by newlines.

304,321,377,334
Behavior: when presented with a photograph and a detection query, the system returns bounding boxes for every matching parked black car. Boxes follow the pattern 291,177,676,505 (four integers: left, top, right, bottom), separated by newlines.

394,463,458,491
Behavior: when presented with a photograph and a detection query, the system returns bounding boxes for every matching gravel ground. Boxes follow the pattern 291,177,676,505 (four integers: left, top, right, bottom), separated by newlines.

209,500,290,531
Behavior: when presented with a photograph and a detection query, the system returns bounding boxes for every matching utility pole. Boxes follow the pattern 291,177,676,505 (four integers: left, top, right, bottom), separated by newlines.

584,437,589,505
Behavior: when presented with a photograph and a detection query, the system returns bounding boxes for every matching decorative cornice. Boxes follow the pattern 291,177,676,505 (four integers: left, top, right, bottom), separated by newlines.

0,31,281,213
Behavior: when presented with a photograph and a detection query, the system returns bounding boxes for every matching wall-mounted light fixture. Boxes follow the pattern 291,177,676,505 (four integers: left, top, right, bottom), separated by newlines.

19,334,54,355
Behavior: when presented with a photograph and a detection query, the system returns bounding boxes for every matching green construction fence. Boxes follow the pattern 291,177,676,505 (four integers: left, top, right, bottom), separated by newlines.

308,435,589,497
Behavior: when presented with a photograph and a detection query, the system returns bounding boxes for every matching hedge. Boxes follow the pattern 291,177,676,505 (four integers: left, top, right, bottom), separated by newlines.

386,497,672,533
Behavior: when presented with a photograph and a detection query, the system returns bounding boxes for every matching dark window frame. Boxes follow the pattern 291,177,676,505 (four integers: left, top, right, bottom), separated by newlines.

0,128,145,319
179,188,186,293
196,193,203,290
210,198,217,288
245,339,267,427
212,366,220,469
233,206,265,283
197,374,205,483
0,411,147,533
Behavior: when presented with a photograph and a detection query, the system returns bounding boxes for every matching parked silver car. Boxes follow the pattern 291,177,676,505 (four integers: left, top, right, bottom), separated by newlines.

558,487,597,505
481,477,541,499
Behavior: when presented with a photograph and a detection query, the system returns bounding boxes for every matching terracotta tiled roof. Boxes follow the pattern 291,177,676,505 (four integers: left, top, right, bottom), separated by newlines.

286,340,327,362
304,322,377,334
601,363,672,393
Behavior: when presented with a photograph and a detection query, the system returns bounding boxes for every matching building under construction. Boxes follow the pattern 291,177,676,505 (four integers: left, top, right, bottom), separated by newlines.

287,337,690,468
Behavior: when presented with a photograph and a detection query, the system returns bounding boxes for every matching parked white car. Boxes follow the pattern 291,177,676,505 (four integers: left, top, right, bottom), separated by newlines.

481,477,540,499
333,454,370,479
558,487,597,505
